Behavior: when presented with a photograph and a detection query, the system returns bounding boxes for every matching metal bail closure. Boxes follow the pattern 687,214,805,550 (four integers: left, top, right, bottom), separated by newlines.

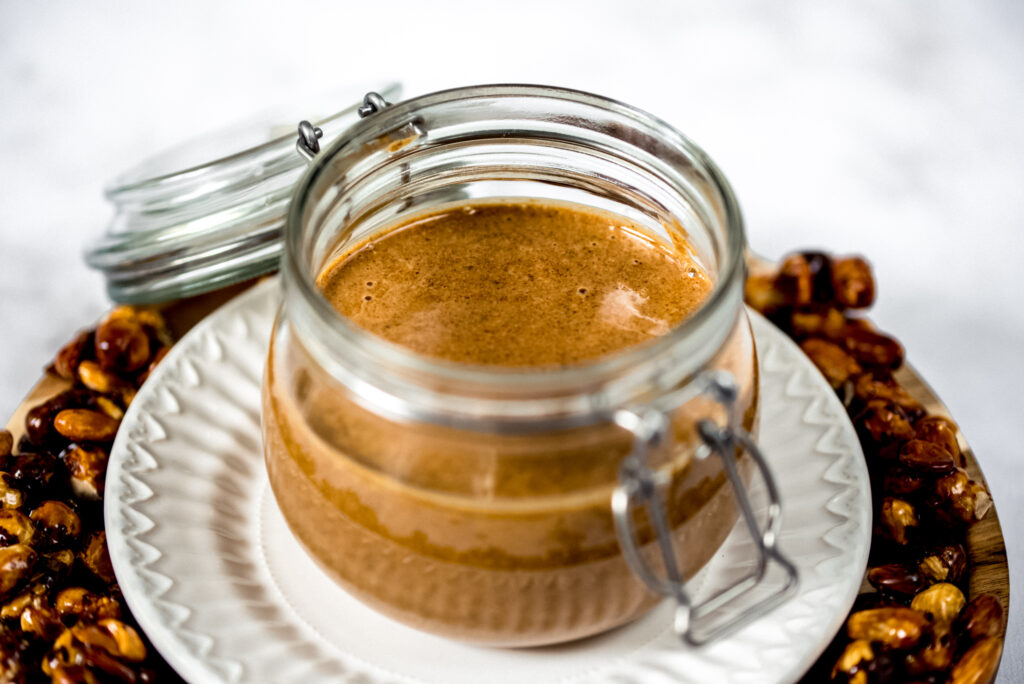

296,91,393,161
611,371,799,646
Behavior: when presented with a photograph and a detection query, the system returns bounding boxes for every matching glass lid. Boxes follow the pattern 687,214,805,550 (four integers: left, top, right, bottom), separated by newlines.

85,82,402,304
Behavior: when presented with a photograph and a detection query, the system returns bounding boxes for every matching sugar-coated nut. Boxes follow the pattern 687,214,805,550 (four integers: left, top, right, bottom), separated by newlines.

950,637,1003,684
0,473,22,510
857,399,916,444
52,331,93,381
30,501,82,548
800,338,862,388
843,327,904,369
0,510,35,547
899,439,957,475
915,415,964,467
830,256,875,309
880,497,918,545
846,606,927,649
960,594,1003,641
81,531,115,584
853,372,923,415
55,587,122,622
0,545,36,597
60,444,109,501
832,639,873,677
911,582,965,626
918,543,967,584
53,409,119,443
867,563,924,596
933,469,994,523
19,597,61,640
94,317,151,373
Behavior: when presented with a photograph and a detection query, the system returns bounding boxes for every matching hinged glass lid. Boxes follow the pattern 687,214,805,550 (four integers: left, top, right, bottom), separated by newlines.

85,82,401,304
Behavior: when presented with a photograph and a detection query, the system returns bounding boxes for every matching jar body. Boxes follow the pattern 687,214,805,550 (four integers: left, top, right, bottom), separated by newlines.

262,309,757,645
261,85,756,646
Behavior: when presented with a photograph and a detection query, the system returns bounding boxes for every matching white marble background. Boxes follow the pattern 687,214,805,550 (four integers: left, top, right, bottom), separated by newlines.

1,0,1021,680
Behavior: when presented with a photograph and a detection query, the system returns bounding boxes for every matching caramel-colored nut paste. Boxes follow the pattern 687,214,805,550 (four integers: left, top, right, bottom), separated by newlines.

263,200,757,646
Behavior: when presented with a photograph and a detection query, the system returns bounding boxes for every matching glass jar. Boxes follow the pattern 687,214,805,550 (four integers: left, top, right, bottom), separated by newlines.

262,85,795,647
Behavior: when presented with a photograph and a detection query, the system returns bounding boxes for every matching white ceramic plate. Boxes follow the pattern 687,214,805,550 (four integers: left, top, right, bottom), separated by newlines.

105,278,870,684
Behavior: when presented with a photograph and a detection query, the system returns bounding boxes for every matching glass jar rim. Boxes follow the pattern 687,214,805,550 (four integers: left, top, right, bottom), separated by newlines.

282,84,746,421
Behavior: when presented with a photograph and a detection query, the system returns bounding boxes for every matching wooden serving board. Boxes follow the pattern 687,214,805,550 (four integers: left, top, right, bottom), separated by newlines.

4,281,1009,681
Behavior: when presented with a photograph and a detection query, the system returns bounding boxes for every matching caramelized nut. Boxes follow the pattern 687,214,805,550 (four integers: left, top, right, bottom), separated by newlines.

94,396,124,421
81,532,115,584
915,415,964,467
832,639,873,679
95,317,151,372
789,307,848,340
776,254,816,306
959,594,1003,641
77,361,127,396
30,501,82,549
882,465,926,497
830,256,875,309
55,587,122,623
918,543,967,584
911,582,965,627
847,606,927,649
98,619,146,662
24,389,95,447
867,563,924,596
0,430,11,459
0,545,37,597
857,399,916,445
20,597,61,640
879,497,918,545
52,331,93,381
842,327,904,369
933,469,994,523
49,665,101,684
907,635,955,674
8,452,60,499
0,473,22,509
106,305,172,347
800,338,862,389
950,637,1002,684
59,445,109,501
53,409,119,443
899,439,956,475
0,510,35,547
853,372,923,415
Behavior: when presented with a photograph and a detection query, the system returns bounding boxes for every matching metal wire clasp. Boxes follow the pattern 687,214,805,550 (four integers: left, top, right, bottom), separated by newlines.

611,371,799,646
295,91,393,161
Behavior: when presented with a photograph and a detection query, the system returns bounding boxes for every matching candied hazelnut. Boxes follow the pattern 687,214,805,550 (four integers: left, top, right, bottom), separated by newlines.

52,331,94,381
95,317,151,373
0,430,11,460
911,583,965,627
0,473,24,509
55,587,122,623
846,606,927,649
0,510,35,547
30,501,82,549
0,545,37,598
899,439,956,475
915,415,964,467
53,409,119,444
831,639,873,680
19,597,61,640
879,497,918,545
950,637,1002,684
842,327,904,369
744,271,785,314
800,338,862,389
80,532,115,584
959,594,1003,641
830,256,875,309
852,372,923,416
59,444,109,501
867,563,924,596
918,543,967,584
856,399,916,445
933,469,993,523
